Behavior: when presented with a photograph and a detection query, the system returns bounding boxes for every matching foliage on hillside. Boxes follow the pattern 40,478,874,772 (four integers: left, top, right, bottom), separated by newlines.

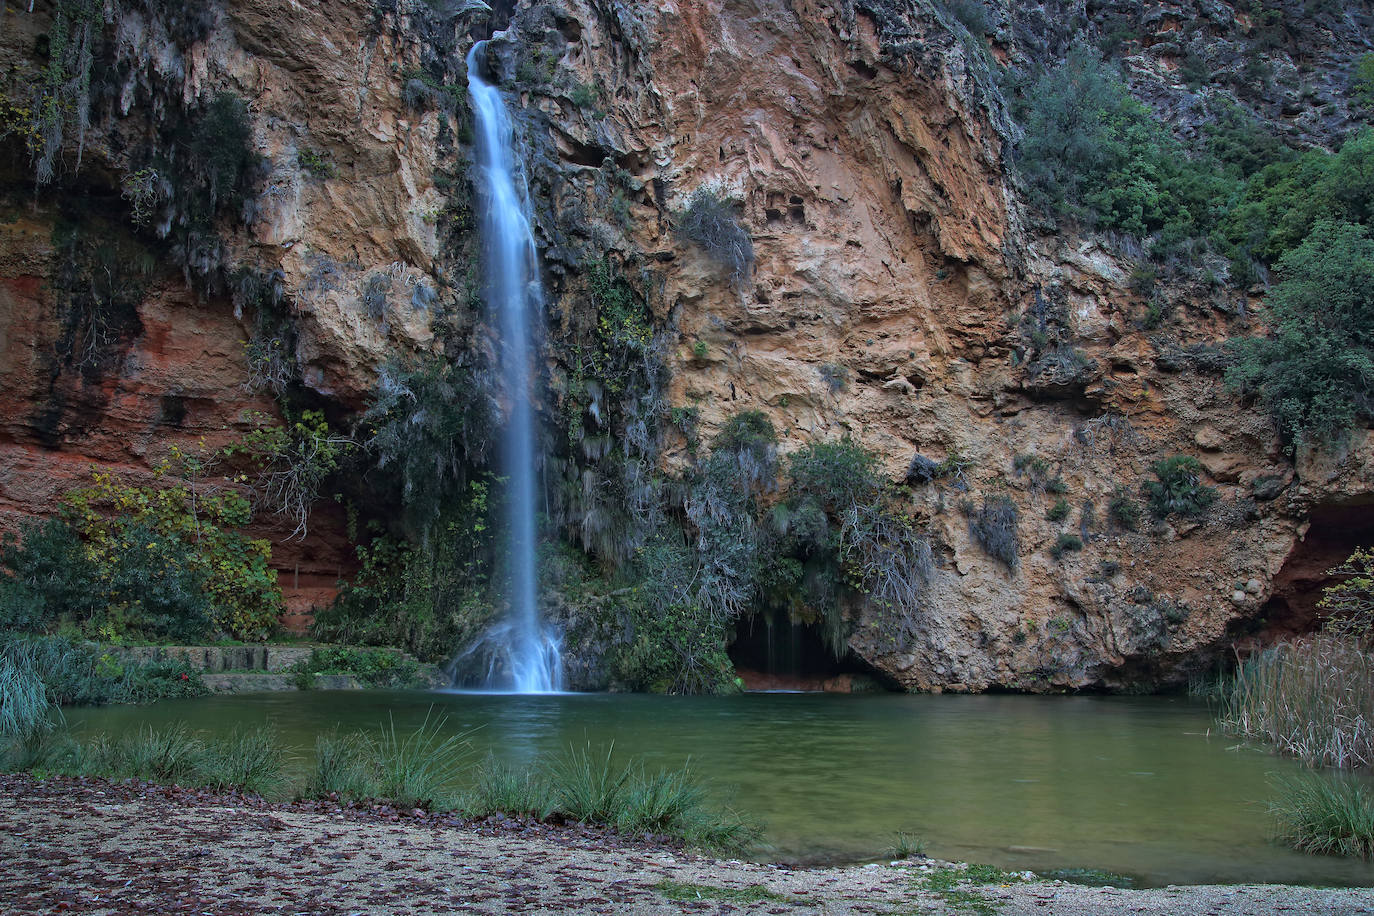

1011,41,1374,448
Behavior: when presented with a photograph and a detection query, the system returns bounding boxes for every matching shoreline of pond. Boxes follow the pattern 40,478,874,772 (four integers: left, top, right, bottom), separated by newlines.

2,773,1372,915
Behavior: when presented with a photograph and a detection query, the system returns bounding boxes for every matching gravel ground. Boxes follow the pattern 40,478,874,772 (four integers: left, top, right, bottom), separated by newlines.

2,774,1371,915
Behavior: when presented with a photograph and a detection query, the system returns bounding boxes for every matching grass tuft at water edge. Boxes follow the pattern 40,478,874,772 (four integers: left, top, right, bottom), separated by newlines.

1268,771,1374,860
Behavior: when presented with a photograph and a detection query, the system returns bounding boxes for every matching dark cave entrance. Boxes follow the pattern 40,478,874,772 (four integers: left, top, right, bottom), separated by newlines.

728,611,896,692
1237,500,1374,642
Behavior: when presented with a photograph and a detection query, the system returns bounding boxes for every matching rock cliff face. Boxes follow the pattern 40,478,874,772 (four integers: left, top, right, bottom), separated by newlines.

1,0,1370,689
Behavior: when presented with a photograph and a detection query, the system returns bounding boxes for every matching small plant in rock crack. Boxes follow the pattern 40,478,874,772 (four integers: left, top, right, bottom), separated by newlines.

676,184,753,281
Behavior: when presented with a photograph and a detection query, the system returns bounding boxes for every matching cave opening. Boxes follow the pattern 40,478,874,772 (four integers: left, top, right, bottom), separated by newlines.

728,610,896,692
1239,500,1374,642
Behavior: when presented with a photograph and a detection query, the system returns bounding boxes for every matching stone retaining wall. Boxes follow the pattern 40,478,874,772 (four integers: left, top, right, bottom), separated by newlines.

111,645,316,673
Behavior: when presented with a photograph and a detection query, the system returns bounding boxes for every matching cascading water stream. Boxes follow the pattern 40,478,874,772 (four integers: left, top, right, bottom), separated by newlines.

465,40,562,693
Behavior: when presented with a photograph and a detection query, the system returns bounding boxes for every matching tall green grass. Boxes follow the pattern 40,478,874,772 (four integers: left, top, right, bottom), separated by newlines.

0,643,55,737
545,743,758,849
305,728,379,802
0,635,209,739
5,724,757,851
1269,772,1374,860
373,714,471,809
462,755,556,818
3,723,292,799
1218,636,1374,769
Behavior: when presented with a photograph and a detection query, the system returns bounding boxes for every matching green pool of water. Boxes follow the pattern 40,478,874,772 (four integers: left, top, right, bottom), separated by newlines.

64,691,1374,888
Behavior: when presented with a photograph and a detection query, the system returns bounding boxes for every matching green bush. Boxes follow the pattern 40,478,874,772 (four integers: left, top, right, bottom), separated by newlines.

0,520,92,633
226,409,353,541
6,721,287,798
1226,220,1374,450
1046,498,1071,522
1319,547,1374,645
1222,132,1374,268
781,438,933,635
611,592,737,695
1269,772,1374,860
1108,486,1142,530
1014,44,1241,246
0,515,218,643
313,498,498,663
1355,53,1374,107
1050,533,1084,559
289,646,423,689
1144,456,1217,518
788,439,882,513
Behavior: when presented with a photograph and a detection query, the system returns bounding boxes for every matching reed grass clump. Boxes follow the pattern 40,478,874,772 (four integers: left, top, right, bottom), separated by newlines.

0,644,55,738
462,756,556,819
305,715,472,810
546,743,758,849
6,724,757,851
306,728,380,802
112,723,207,784
1218,635,1374,769
1269,772,1374,860
198,726,290,798
373,714,471,810
4,723,292,798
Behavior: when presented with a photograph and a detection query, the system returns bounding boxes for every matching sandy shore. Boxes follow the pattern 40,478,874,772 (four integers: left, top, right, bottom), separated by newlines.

2,774,1371,915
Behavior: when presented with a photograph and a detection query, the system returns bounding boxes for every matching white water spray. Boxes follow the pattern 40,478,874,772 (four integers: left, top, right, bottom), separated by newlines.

465,40,562,693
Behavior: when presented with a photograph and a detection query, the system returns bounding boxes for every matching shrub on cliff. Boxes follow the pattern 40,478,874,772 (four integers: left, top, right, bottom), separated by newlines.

784,439,933,626
676,185,753,281
1226,220,1374,450
60,465,279,641
1012,44,1272,264
364,358,498,537
1143,456,1216,519
968,494,1019,570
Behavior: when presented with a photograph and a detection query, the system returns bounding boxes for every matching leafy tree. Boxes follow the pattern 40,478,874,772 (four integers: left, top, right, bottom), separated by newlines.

1222,131,1374,267
1227,220,1374,448
1015,44,1247,254
1320,547,1374,645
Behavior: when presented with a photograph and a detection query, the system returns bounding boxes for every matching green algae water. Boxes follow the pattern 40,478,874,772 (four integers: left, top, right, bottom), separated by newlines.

65,691,1374,888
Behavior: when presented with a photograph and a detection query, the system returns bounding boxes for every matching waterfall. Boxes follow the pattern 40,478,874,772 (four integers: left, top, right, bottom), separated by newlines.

465,40,562,693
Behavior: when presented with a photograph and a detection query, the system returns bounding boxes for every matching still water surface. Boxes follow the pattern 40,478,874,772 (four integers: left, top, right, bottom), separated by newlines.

66,691,1374,888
